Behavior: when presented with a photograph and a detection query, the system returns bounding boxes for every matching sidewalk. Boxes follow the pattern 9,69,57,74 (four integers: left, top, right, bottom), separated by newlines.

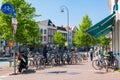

0,61,120,80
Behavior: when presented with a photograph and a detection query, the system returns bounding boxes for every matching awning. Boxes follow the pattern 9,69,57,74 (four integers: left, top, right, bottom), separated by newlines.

86,12,115,38
94,25,112,38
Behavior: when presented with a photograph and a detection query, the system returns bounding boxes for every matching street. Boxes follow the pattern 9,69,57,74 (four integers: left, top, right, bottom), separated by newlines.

0,60,120,80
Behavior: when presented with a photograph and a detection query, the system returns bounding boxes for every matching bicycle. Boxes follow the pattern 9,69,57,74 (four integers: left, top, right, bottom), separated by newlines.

92,54,118,72
92,54,108,72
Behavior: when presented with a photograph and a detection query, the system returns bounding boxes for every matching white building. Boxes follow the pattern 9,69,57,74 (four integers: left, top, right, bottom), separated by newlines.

38,19,56,46
38,19,78,47
108,0,120,68
64,26,78,47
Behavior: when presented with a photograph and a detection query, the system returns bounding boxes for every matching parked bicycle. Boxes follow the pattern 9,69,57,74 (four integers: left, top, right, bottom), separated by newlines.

92,54,107,71
29,53,45,69
92,53,117,72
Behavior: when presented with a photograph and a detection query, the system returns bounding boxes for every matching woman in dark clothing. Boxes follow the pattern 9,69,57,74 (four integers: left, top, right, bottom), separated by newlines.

43,45,48,63
89,48,94,61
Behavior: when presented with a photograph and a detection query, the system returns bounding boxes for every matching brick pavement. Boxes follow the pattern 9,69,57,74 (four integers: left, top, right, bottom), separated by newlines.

0,61,120,80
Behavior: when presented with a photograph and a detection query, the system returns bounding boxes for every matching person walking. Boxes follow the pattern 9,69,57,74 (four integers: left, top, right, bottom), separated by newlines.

89,48,94,61
42,45,48,63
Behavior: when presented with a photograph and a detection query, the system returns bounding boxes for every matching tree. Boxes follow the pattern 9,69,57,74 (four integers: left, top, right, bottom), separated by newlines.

53,31,66,47
73,14,96,48
0,0,41,47
99,36,111,52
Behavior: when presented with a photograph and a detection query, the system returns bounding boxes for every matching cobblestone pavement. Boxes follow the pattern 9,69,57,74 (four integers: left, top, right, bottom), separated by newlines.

0,60,120,80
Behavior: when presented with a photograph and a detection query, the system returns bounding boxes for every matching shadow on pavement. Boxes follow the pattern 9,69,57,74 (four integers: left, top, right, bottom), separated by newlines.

47,71,67,74
67,72,80,75
71,63,85,65
22,69,36,74
47,71,80,75
94,71,105,74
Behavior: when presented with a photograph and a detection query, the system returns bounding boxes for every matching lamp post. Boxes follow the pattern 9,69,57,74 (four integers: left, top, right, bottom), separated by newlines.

60,5,69,47
60,5,69,27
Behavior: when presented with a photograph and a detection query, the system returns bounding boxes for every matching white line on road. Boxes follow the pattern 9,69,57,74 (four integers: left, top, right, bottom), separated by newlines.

0,75,7,78
0,75,8,80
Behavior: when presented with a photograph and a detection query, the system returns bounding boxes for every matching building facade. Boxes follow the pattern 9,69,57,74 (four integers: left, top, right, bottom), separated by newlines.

38,19,78,47
108,0,120,68
38,19,56,47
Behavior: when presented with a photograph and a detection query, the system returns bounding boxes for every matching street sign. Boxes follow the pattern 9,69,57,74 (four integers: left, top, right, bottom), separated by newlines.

8,42,14,47
1,3,17,75
65,42,68,46
12,9,16,18
12,18,17,25
12,18,17,34
1,3,13,15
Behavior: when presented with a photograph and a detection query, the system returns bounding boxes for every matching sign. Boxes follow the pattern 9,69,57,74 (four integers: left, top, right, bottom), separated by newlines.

1,3,13,15
12,18,17,34
12,9,16,18
65,42,68,46
12,18,17,25
113,0,119,11
108,0,119,14
8,42,14,47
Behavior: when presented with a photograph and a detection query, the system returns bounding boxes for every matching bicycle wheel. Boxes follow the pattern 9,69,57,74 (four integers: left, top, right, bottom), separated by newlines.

92,60,103,70
29,60,34,68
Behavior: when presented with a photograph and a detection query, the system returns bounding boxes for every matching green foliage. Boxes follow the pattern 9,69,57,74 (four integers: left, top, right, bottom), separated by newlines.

0,0,41,47
53,31,66,47
116,69,120,72
99,36,111,47
73,14,97,47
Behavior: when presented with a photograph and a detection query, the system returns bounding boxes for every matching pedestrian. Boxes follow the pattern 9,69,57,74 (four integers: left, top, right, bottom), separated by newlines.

89,48,94,61
42,45,48,63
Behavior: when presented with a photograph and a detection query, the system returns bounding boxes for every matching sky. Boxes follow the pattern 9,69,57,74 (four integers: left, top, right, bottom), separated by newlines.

0,0,110,27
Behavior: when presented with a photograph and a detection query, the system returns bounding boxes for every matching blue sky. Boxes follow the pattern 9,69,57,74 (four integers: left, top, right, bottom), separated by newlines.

0,0,110,27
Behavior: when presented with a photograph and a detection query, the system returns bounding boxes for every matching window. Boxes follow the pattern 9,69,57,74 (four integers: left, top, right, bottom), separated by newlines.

41,29,43,34
48,30,51,35
44,29,46,34
44,36,46,41
48,37,50,42
50,30,52,35
49,30,52,35
51,30,53,35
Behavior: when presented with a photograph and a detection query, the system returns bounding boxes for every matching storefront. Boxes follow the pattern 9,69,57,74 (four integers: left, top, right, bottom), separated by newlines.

86,0,120,68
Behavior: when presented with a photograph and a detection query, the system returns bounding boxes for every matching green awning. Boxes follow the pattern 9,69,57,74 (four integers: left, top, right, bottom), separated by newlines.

86,12,115,38
94,25,112,38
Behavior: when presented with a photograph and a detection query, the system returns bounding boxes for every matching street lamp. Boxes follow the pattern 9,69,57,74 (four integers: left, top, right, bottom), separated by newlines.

60,5,70,47
60,5,69,27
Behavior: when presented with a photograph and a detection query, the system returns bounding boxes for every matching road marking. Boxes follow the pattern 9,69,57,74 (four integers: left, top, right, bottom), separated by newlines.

0,75,8,80
0,75,7,78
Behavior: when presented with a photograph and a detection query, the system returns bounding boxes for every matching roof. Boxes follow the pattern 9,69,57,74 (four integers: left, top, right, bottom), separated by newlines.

64,26,71,31
57,26,66,31
71,26,78,31
39,19,55,27
64,26,78,32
